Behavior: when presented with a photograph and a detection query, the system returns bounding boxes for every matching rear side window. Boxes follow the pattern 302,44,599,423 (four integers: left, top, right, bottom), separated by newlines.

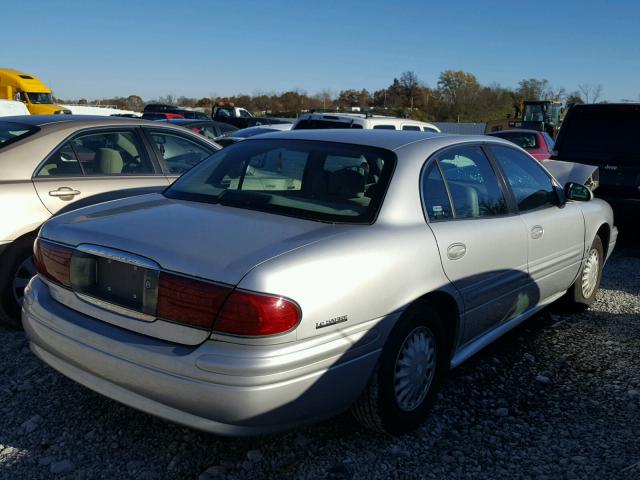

491,145,557,212
373,125,396,130
37,130,154,177
402,125,421,131
437,146,508,218
558,105,640,161
36,143,83,177
422,164,453,221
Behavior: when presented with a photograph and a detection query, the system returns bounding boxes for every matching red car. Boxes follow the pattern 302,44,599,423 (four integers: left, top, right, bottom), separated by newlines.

487,129,555,161
141,112,185,120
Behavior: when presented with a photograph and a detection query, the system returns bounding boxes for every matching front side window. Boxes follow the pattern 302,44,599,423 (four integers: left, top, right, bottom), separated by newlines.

165,139,395,223
149,131,214,174
491,145,558,212
437,146,508,218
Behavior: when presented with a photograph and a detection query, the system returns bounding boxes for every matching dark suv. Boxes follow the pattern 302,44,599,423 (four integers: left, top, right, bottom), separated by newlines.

552,104,640,214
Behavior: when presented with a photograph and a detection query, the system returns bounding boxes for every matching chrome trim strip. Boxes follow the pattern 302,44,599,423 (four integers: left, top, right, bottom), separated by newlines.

75,292,157,322
76,244,160,270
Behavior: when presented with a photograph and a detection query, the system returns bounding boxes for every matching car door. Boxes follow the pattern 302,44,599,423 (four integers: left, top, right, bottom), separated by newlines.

143,128,218,182
32,128,169,215
489,145,585,301
422,145,533,345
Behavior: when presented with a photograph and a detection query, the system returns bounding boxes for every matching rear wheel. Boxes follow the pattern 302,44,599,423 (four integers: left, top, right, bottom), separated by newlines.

351,305,448,434
0,237,36,329
566,235,603,309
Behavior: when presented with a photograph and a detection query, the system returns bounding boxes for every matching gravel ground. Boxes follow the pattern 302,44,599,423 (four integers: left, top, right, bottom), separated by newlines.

0,248,638,480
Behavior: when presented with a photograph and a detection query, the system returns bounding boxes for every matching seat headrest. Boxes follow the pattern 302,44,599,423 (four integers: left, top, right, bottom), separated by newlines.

327,169,366,198
96,148,124,174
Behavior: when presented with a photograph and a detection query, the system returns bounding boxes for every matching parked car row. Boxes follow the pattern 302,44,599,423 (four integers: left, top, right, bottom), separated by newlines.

3,111,616,436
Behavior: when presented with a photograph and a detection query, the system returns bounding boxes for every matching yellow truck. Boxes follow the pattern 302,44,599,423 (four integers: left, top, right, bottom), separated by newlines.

0,68,70,115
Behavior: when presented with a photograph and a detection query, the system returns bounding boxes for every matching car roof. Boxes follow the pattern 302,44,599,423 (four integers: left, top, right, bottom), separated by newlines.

246,129,506,151
0,115,154,127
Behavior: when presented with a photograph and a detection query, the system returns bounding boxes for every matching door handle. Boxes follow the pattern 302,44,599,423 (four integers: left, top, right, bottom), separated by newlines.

447,243,467,260
49,187,81,200
531,225,544,240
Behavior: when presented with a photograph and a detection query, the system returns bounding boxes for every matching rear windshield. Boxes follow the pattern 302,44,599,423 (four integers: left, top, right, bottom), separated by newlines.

0,122,38,149
165,139,396,223
491,131,539,150
294,119,364,130
557,104,640,162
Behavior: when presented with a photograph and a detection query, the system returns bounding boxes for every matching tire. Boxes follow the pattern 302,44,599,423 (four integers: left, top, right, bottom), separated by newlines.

566,235,604,309
351,305,448,435
0,236,37,329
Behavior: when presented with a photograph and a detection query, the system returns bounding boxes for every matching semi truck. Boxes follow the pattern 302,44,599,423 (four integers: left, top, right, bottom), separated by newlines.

0,68,70,115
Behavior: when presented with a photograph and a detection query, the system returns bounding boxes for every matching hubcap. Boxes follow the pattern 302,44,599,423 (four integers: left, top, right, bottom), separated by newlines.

581,248,600,299
12,255,36,305
393,326,437,412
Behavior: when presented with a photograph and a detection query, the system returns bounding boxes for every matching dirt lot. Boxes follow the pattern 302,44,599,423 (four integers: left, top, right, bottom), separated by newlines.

0,247,638,480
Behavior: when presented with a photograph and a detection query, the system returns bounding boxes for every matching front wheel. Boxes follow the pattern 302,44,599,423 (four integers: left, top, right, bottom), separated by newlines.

351,305,448,434
566,235,604,309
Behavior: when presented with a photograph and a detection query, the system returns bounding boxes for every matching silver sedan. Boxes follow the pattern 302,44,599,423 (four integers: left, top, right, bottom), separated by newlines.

22,130,617,435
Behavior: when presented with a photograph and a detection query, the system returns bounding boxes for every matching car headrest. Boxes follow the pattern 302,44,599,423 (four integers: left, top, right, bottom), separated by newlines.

327,169,366,198
96,148,124,174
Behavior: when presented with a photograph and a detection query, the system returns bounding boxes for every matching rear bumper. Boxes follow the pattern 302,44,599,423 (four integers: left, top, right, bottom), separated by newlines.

22,278,382,436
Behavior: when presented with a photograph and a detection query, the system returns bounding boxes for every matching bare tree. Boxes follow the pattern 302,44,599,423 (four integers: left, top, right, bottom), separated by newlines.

578,84,603,104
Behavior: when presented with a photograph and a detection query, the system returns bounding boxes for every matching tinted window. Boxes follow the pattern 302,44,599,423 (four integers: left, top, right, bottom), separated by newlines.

423,127,438,133
491,145,557,211
422,163,452,221
149,131,214,174
373,125,396,130
491,131,539,150
558,104,640,161
37,143,83,177
402,125,421,131
0,121,38,150
294,119,363,130
165,139,395,223
542,132,555,151
438,146,507,218
217,123,238,135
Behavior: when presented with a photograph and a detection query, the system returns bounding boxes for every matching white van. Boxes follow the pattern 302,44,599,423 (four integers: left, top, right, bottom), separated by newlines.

293,112,440,132
0,99,30,117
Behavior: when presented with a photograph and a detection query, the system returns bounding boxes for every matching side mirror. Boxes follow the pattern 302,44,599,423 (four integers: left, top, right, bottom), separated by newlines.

564,182,593,201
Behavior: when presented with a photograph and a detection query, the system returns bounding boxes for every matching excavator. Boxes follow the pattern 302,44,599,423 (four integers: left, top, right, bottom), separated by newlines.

486,100,564,138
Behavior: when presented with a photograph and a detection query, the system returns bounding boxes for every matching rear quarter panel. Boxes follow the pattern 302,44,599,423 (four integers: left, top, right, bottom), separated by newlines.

236,224,458,342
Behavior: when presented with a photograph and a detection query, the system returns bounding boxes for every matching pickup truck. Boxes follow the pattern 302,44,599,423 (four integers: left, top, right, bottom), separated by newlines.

211,105,291,129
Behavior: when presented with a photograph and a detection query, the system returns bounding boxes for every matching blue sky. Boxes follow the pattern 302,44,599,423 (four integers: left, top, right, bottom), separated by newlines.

2,0,638,101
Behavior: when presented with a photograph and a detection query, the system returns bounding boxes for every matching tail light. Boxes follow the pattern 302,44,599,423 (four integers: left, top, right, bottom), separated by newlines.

156,272,231,329
33,238,73,287
156,273,300,336
214,291,300,336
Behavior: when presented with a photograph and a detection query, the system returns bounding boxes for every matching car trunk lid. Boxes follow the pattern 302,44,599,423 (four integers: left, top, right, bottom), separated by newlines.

40,193,338,344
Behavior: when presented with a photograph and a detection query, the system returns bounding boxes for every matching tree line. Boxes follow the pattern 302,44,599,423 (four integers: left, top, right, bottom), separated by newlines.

59,71,603,122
